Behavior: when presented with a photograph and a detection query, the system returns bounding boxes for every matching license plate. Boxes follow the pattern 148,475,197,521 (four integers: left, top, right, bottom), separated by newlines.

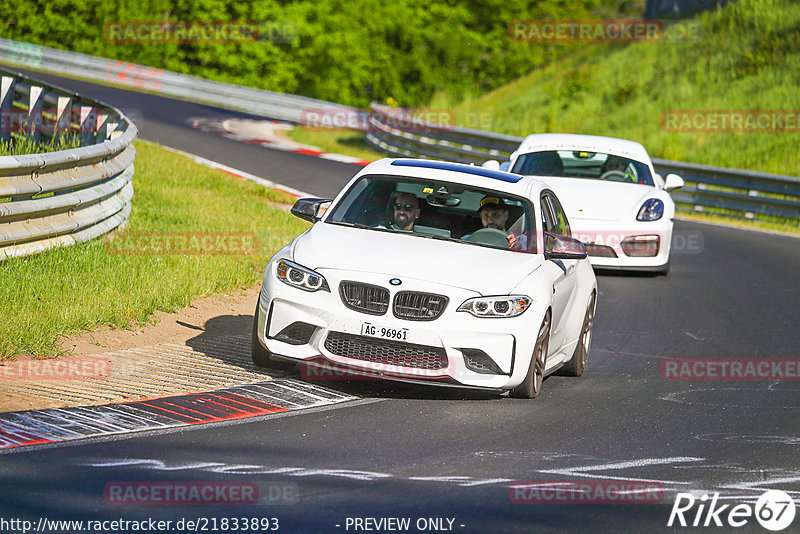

361,322,410,342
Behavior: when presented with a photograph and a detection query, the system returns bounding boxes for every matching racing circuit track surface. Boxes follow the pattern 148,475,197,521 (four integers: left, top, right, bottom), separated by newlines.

1,66,799,533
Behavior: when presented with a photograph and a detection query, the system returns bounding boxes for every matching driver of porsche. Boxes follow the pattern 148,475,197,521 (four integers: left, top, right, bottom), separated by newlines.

464,196,526,251
601,154,627,175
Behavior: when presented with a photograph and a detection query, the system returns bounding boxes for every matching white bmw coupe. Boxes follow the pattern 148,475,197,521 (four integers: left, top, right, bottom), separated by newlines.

252,158,597,398
502,134,684,273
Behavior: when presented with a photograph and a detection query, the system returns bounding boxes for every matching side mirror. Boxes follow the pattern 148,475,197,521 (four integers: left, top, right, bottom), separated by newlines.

481,160,500,170
499,161,511,172
664,173,684,192
544,232,587,260
290,198,332,223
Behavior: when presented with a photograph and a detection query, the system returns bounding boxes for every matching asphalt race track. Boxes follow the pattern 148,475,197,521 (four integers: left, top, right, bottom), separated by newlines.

1,66,799,533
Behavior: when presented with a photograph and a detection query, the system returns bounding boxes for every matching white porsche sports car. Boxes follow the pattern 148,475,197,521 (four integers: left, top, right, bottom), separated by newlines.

253,158,597,398
502,134,684,273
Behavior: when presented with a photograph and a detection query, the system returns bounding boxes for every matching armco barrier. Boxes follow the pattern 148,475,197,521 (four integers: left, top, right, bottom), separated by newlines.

0,37,356,124
0,67,137,260
365,103,800,223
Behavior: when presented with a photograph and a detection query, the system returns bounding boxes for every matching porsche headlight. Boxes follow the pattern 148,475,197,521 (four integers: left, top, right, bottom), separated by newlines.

457,296,531,318
637,198,664,221
276,259,330,292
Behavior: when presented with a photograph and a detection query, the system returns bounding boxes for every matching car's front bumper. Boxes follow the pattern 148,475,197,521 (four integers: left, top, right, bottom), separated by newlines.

570,218,673,270
255,261,544,391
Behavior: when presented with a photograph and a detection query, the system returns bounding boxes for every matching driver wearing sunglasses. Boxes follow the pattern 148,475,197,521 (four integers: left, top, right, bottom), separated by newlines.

386,192,421,231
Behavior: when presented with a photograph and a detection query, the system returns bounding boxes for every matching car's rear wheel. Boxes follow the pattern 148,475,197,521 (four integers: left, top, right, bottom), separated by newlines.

510,310,551,399
251,300,294,371
558,291,595,377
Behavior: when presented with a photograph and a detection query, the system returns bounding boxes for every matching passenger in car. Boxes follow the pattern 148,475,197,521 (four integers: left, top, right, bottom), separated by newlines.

463,196,527,251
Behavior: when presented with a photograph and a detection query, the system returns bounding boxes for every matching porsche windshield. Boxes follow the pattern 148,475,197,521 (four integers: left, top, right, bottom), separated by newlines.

511,150,654,186
325,175,535,253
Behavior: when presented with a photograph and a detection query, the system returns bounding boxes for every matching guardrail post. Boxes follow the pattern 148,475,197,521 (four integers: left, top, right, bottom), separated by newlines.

96,110,109,141
79,105,97,145
55,95,72,143
106,119,121,141
0,76,14,143
28,84,44,143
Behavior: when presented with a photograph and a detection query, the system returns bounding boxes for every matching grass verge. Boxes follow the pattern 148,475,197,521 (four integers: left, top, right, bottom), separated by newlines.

0,132,81,156
0,139,310,360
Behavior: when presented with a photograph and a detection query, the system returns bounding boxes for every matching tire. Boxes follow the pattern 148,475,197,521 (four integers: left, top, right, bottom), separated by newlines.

251,300,295,371
510,310,551,399
558,291,596,377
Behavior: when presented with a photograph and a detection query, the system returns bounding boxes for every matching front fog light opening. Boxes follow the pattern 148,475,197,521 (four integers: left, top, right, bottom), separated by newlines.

621,235,660,257
274,322,317,345
461,349,504,375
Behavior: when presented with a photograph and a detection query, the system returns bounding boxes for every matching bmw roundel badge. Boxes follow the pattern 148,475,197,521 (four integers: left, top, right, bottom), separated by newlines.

390,278,402,286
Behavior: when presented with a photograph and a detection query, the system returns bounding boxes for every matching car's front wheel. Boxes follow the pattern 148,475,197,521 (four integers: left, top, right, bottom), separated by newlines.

251,300,294,371
558,291,595,377
510,310,551,399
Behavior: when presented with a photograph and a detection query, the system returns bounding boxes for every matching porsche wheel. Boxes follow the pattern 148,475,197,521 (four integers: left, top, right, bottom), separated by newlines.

510,310,551,399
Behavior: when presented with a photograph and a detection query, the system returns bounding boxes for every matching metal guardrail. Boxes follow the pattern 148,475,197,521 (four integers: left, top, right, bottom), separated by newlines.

0,37,355,124
0,67,137,260
366,103,800,223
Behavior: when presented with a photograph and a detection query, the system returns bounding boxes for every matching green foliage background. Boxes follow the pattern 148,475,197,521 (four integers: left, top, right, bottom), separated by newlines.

1,0,628,107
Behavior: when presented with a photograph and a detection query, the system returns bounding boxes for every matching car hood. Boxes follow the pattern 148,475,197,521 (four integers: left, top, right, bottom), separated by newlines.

292,222,542,295
538,177,659,221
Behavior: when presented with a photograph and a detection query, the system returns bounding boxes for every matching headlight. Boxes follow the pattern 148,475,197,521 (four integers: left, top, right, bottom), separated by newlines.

637,198,664,221
457,296,531,318
276,259,330,292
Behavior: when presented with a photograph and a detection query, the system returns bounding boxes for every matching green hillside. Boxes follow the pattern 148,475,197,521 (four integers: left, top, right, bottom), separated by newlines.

434,0,800,176
1,0,624,108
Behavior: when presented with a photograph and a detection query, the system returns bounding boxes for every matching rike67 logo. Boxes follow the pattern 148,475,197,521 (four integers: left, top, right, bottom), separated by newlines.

668,490,796,531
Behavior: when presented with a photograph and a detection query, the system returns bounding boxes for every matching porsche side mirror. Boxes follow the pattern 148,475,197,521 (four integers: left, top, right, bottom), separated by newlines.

291,198,332,223
545,232,587,260
664,173,684,192
481,160,500,170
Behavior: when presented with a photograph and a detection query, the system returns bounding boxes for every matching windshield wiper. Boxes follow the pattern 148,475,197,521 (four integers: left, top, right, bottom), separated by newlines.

329,221,376,230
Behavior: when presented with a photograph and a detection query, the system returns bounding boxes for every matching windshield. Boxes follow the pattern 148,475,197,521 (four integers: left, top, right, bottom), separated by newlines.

325,174,535,253
511,150,654,186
